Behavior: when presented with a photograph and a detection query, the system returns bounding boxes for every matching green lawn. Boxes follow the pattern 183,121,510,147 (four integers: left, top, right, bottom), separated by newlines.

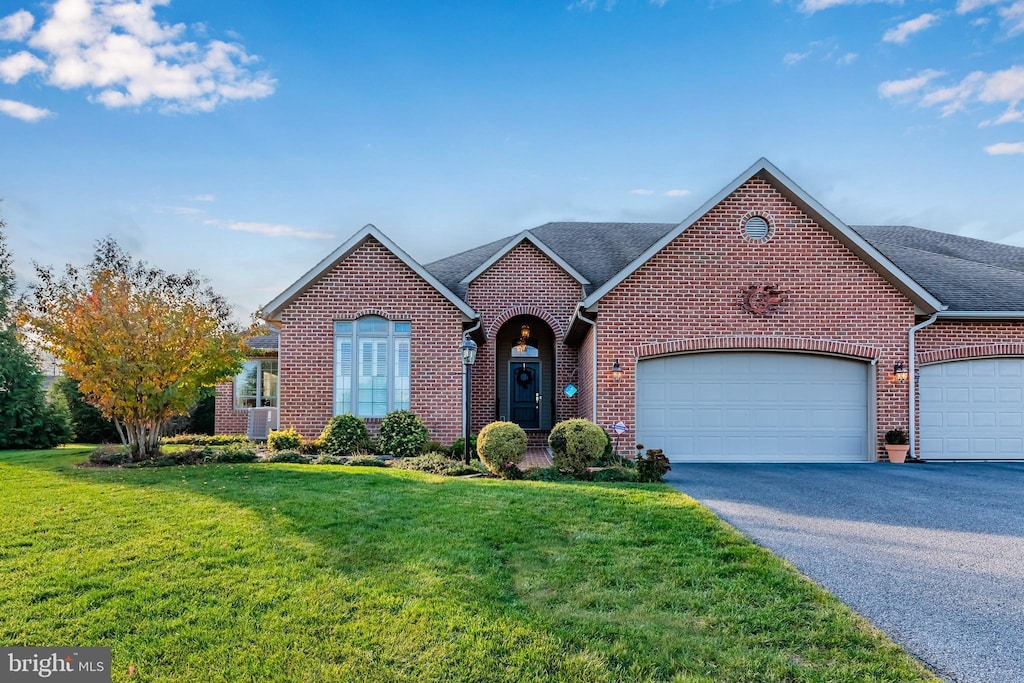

0,447,936,682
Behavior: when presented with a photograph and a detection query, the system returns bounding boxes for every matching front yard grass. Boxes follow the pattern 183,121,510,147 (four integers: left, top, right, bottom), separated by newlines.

0,447,937,682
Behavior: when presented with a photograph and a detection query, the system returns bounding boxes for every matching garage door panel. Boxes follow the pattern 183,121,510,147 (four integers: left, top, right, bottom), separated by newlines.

999,412,1022,427
636,352,869,462
920,358,1024,459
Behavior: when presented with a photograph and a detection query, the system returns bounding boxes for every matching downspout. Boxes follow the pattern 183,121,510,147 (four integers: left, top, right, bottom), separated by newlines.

573,304,598,421
909,313,940,460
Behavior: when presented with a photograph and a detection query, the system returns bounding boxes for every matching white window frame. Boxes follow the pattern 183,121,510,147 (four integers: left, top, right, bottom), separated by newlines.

334,317,411,417
234,358,279,409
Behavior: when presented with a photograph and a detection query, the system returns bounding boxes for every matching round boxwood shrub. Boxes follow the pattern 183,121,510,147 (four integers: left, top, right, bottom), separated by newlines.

267,427,302,451
549,418,607,476
476,421,527,475
319,414,370,456
376,410,429,457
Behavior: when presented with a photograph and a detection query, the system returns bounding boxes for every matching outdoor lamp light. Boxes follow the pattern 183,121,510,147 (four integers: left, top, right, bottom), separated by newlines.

893,362,908,384
461,335,478,465
461,336,478,366
612,359,623,381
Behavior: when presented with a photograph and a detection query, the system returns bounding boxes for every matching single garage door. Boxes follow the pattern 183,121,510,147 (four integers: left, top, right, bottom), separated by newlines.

636,352,870,462
919,359,1024,460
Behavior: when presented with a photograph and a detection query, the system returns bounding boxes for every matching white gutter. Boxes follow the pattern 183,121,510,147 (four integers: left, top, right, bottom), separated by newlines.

573,304,598,421
909,313,940,459
935,311,1024,319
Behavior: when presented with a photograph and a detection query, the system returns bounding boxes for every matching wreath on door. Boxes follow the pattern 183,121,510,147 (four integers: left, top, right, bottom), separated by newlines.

515,366,534,388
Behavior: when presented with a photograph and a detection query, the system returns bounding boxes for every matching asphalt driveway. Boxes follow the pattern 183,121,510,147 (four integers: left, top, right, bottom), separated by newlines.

665,463,1024,683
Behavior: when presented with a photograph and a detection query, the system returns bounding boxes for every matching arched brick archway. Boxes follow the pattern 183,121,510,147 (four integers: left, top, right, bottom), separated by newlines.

634,336,882,361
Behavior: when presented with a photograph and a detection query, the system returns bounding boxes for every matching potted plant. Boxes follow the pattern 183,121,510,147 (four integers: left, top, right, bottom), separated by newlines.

884,429,910,463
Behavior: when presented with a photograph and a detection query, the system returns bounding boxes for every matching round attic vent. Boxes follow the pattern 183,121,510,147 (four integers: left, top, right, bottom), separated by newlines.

741,213,774,243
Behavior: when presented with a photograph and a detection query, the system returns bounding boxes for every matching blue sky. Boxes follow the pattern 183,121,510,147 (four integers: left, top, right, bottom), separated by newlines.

1,0,1023,321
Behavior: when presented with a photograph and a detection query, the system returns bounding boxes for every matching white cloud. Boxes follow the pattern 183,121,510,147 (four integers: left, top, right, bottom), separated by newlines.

1000,1,1024,35
0,98,54,121
878,69,945,98
664,189,691,197
798,0,897,14
0,9,34,40
984,141,1024,154
0,0,276,114
782,39,856,67
956,0,1006,14
882,65,1024,125
0,50,47,83
629,189,655,196
883,13,941,44
783,51,810,66
190,193,215,202
214,220,334,240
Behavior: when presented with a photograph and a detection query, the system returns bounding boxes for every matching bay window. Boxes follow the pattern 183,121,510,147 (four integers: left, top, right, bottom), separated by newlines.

334,317,411,417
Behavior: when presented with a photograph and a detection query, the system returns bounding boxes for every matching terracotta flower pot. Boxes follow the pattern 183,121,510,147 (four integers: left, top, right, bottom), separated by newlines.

885,444,910,463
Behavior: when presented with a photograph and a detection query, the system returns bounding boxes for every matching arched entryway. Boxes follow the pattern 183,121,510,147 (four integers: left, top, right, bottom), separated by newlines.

495,315,556,430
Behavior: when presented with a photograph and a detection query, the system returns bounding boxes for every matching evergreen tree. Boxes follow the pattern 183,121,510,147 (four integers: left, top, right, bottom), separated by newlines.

0,217,73,449
49,376,120,443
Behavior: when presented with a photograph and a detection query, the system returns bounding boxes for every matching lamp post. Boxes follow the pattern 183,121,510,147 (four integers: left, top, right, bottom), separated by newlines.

461,334,478,465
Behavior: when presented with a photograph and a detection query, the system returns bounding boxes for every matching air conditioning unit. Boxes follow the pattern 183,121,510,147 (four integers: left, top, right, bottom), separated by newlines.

247,407,278,440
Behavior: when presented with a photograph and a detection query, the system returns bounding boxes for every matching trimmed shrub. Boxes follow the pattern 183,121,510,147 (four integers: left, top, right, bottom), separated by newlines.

591,466,638,483
376,410,429,457
265,450,308,464
312,454,347,465
450,435,476,459
476,421,528,475
267,427,302,451
523,466,572,482
345,454,388,467
318,414,370,456
162,433,253,447
549,419,607,476
209,445,258,463
636,448,671,483
422,440,447,454
87,444,132,466
391,453,486,476
298,439,321,455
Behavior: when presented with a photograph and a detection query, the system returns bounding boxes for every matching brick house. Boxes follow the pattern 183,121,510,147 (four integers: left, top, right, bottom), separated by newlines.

215,158,1024,462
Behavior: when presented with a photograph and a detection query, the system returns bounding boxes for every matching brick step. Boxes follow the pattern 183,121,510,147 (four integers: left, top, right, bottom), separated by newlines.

525,430,551,449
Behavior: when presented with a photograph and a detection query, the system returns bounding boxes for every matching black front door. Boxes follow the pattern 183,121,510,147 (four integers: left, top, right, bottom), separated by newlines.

510,362,540,429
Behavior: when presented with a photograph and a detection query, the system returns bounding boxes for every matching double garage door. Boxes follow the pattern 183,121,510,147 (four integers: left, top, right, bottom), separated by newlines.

636,352,870,463
919,358,1024,460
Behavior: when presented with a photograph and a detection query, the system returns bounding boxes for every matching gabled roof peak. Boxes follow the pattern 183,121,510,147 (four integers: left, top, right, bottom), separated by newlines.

262,223,477,323
459,230,590,287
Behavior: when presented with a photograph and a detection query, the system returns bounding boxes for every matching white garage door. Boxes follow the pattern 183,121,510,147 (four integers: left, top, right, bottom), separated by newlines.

919,359,1024,460
636,352,870,462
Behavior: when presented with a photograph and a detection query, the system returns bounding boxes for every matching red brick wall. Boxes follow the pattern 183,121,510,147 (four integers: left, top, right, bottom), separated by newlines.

214,382,248,435
466,241,584,434
272,237,466,443
595,177,917,459
916,321,1024,364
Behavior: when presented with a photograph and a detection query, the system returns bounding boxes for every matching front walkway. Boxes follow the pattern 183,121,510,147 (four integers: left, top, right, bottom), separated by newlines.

521,448,553,469
666,463,1024,683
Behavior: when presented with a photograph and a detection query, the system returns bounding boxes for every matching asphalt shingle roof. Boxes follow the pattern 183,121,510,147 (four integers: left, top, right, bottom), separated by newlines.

852,225,1024,312
245,331,279,351
425,222,676,297
425,221,1024,314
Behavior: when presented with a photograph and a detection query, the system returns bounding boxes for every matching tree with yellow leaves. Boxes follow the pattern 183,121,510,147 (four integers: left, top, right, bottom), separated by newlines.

20,237,247,459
